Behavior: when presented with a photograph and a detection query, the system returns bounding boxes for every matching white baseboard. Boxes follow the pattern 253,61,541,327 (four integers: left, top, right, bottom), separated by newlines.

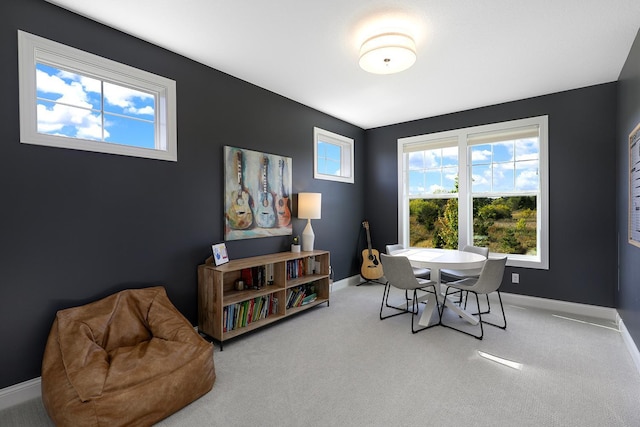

330,275,361,292
497,292,618,322
0,377,41,411
618,315,640,376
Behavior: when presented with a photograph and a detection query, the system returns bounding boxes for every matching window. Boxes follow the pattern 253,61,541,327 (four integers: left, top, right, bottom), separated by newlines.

18,30,177,161
314,127,354,183
398,116,549,269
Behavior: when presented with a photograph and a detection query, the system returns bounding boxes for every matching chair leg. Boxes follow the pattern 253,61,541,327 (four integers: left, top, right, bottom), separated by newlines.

380,282,415,320
479,291,507,330
410,288,441,333
439,288,484,340
469,293,492,315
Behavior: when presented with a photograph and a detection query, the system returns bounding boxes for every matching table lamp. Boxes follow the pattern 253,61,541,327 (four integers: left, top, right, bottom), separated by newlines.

298,192,322,252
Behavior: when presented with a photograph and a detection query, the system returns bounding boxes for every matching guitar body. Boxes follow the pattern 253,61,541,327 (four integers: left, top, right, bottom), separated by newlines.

276,195,291,227
255,193,276,228
361,221,384,280
275,159,291,227
227,151,254,230
361,248,384,280
228,189,254,230
255,157,277,228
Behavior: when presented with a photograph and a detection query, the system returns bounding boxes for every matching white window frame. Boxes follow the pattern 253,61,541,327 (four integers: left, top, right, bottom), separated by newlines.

18,30,177,161
397,115,549,270
313,127,354,183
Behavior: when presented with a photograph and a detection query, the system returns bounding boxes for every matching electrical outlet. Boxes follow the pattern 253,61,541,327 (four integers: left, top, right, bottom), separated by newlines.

511,273,519,284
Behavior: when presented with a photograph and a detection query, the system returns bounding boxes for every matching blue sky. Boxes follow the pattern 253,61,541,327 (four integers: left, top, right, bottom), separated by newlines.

35,63,156,149
316,140,341,176
409,139,540,195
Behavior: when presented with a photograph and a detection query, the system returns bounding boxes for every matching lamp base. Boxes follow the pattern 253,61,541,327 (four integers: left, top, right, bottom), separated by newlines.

302,219,315,252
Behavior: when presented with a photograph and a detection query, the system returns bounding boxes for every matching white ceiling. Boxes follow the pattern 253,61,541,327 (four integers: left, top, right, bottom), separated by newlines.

46,0,640,130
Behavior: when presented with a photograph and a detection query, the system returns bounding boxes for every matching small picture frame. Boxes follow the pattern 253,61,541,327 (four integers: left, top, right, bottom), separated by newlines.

212,243,229,266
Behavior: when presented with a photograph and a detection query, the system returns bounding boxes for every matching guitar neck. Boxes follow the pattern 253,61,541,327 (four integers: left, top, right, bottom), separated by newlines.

363,222,373,256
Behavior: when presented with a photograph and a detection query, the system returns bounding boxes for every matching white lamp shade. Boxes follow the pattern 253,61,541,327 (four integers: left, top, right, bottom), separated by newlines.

298,193,322,219
359,32,416,75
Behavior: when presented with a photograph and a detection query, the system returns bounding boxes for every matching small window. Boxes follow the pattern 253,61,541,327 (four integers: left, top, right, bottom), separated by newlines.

314,127,354,183
18,30,177,161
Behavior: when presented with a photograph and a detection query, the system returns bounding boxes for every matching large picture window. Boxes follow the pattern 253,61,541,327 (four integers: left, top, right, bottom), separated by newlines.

398,116,549,269
18,30,177,161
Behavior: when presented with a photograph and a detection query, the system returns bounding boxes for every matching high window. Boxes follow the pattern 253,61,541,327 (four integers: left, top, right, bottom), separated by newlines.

397,116,548,269
18,30,177,161
314,127,354,183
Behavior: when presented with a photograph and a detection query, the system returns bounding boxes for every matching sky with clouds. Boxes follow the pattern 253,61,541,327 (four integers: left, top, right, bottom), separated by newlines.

409,139,540,195
35,63,156,148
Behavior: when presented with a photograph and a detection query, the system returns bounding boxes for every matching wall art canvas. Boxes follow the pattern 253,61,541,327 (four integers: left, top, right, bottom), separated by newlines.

224,146,292,241
629,122,640,248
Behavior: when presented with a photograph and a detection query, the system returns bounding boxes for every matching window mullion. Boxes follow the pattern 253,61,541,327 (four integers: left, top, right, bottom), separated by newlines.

457,134,469,249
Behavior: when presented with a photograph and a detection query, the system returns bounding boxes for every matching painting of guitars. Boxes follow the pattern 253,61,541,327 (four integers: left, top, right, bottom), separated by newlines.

361,221,384,280
224,146,292,241
255,156,277,228
275,159,291,227
227,151,254,230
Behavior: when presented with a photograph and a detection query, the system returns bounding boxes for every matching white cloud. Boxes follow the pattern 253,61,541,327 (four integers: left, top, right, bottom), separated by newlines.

471,148,492,162
36,69,93,110
104,83,154,116
37,103,109,140
516,170,539,190
471,173,490,187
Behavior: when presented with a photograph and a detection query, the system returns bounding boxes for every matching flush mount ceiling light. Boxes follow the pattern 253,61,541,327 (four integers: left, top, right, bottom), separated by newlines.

359,32,416,74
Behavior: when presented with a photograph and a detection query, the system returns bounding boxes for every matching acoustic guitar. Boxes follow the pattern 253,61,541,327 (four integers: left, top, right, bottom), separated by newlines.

255,156,277,228
275,159,291,227
227,151,254,230
361,221,384,280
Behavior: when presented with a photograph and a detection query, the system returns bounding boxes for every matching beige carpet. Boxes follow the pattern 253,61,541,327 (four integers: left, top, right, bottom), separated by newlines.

2,283,639,426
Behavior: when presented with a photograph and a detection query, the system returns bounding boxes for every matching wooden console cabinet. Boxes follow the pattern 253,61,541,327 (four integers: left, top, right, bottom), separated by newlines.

198,250,330,349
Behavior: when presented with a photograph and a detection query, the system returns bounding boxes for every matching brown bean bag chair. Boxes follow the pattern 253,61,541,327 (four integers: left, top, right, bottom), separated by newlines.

41,286,215,426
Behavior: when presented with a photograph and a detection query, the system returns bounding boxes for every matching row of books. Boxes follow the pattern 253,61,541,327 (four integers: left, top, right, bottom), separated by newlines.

240,264,274,289
286,256,316,280
286,283,318,309
223,294,278,332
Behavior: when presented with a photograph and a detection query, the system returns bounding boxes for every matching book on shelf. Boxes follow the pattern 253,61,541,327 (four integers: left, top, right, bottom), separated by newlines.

223,294,280,332
286,258,309,280
306,256,316,275
265,263,274,285
301,293,317,305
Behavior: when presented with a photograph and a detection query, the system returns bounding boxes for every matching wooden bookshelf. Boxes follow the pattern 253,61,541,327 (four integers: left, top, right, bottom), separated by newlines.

198,250,330,349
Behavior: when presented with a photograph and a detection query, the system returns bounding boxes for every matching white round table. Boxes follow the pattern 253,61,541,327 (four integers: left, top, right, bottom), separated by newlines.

390,247,486,326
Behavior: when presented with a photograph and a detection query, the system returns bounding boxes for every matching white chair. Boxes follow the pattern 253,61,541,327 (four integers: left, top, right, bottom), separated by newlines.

384,244,430,309
379,254,440,333
385,244,430,279
441,245,488,307
440,245,488,281
439,257,507,339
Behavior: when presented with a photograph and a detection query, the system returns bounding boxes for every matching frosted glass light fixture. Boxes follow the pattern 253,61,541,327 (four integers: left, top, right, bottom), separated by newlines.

359,32,416,74
298,193,322,251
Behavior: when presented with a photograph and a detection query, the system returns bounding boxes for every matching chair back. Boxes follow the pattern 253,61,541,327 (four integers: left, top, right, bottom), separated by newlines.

471,257,507,294
380,253,422,290
386,244,404,254
462,245,489,258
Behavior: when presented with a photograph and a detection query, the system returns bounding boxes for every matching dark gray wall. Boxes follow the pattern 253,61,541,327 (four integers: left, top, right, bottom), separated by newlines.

617,28,640,347
365,83,618,306
0,0,633,391
0,0,365,388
